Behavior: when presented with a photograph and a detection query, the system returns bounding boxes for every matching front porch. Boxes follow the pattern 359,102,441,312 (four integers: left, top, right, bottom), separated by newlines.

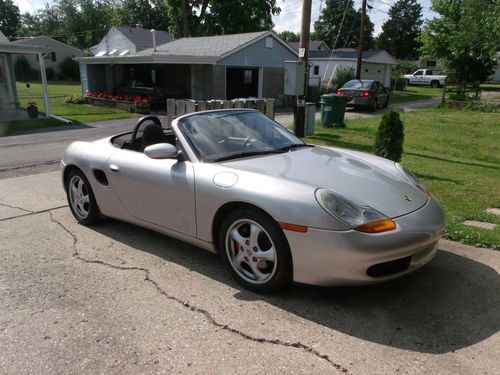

81,63,227,106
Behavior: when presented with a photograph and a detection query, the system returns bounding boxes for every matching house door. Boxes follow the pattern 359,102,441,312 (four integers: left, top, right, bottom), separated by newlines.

226,67,259,99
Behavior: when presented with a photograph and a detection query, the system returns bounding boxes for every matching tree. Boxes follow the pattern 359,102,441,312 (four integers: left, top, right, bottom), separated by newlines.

0,0,20,38
314,0,374,50
374,111,404,162
277,30,300,42
421,0,500,93
114,0,170,31
164,0,280,37
376,0,423,60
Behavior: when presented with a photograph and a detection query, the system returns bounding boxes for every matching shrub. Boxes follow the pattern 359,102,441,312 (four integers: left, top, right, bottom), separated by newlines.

65,95,86,104
14,56,39,81
374,111,404,162
332,66,355,90
59,57,80,81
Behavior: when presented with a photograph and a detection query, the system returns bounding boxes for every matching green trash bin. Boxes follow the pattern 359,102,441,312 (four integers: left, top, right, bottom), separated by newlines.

320,94,348,128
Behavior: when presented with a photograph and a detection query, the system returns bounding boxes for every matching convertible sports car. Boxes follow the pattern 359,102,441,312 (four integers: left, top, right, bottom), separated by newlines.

62,109,445,292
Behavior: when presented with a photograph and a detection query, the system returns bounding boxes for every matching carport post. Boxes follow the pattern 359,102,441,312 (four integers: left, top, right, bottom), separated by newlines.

38,53,51,117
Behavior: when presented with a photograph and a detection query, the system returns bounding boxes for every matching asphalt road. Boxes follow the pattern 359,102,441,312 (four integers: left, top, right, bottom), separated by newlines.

0,98,438,180
0,171,499,374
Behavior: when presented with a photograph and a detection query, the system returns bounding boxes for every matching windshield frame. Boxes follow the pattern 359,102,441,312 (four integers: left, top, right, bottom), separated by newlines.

174,109,306,163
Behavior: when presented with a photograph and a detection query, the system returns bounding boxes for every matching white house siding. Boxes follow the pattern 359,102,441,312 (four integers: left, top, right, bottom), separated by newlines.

309,59,392,87
12,36,82,76
90,28,137,56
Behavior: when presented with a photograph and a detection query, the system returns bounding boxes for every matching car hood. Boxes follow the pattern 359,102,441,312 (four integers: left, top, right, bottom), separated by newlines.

222,146,428,218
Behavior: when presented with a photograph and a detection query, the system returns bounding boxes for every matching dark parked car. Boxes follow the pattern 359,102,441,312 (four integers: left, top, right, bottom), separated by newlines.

337,79,390,112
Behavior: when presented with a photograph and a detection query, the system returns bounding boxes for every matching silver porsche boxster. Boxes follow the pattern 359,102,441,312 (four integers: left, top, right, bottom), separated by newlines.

62,109,445,292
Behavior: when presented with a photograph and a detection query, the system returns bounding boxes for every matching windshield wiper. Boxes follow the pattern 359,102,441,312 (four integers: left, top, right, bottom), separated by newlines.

212,149,283,162
276,144,313,152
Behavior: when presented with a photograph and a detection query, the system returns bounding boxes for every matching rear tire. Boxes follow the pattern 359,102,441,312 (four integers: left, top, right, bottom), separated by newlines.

66,169,101,225
218,208,293,293
383,96,389,108
370,98,378,112
430,80,439,88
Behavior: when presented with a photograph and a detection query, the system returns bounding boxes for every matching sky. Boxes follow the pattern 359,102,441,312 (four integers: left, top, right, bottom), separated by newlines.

14,0,438,38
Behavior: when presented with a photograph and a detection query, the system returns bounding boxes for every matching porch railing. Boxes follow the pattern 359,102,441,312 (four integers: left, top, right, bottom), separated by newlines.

165,98,275,122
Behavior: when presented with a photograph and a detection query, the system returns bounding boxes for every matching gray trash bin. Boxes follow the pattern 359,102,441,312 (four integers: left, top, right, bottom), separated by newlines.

305,102,316,136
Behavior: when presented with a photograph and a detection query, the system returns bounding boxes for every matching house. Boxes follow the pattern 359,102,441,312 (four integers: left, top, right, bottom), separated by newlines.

416,57,445,74
287,40,331,52
90,26,174,56
0,31,51,121
308,48,398,88
76,30,298,102
11,36,83,78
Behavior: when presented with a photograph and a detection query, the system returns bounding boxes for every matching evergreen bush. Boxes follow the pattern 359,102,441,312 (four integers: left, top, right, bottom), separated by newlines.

374,111,404,162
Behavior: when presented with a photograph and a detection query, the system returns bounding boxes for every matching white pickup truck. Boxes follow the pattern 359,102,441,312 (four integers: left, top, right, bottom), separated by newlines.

403,69,447,88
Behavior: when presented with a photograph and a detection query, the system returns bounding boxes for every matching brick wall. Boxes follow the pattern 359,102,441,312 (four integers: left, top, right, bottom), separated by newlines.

262,67,284,98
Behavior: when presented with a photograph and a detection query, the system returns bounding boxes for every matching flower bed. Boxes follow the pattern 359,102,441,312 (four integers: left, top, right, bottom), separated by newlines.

85,90,153,113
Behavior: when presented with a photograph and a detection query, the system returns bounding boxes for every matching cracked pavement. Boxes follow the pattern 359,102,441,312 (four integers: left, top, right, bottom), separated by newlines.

0,171,499,374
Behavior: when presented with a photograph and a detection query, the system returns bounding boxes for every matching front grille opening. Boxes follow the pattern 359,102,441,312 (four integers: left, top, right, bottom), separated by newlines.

367,256,412,278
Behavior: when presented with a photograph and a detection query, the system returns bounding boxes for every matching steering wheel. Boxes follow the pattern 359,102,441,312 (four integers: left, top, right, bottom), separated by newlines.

131,116,162,147
241,136,254,150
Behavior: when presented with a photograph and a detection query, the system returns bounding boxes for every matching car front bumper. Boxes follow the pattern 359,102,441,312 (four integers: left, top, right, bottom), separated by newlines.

285,197,445,286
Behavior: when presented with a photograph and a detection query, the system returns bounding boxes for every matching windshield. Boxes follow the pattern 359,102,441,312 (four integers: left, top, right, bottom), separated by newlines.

342,80,372,89
178,111,306,162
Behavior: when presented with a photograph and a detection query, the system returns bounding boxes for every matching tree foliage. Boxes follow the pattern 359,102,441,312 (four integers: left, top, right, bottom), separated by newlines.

16,0,281,48
164,0,280,37
313,0,374,50
0,0,20,38
376,0,423,60
278,30,300,42
374,111,404,162
421,0,500,89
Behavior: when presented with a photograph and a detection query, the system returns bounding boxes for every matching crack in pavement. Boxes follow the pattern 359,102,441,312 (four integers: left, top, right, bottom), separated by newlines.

0,202,33,213
0,205,68,222
48,212,350,373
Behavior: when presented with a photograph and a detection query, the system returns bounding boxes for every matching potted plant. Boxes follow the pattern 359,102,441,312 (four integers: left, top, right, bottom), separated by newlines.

135,97,152,114
27,102,38,119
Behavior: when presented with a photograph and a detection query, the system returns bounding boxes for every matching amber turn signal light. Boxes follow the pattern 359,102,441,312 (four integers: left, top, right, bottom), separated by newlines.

279,222,308,233
355,219,397,233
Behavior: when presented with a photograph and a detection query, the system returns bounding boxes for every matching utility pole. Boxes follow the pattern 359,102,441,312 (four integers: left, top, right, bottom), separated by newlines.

356,0,367,80
295,0,312,138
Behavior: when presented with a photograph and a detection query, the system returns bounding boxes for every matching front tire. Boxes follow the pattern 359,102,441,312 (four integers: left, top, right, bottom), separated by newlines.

219,208,293,293
66,169,101,225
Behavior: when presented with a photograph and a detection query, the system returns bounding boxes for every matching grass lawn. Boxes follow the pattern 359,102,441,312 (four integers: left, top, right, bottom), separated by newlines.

390,85,442,104
16,81,139,124
307,108,500,250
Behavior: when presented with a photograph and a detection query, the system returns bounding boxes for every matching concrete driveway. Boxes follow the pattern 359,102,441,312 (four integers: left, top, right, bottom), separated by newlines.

0,171,498,374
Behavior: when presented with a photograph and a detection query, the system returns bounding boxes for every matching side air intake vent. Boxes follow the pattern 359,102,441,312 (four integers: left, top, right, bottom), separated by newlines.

93,169,109,186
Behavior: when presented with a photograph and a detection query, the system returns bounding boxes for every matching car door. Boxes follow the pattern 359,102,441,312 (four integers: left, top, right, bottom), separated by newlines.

413,70,424,85
106,149,197,237
376,82,388,104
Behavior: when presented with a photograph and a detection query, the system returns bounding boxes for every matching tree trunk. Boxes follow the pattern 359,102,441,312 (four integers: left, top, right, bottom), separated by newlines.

181,0,190,37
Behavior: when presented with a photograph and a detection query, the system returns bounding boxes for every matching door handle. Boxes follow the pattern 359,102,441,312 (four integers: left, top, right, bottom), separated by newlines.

109,164,120,172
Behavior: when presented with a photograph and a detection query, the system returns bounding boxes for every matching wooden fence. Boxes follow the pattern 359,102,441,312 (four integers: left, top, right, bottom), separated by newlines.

165,98,275,122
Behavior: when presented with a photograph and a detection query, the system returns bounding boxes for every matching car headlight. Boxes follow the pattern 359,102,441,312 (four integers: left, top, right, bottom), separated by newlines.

315,189,396,233
395,163,428,194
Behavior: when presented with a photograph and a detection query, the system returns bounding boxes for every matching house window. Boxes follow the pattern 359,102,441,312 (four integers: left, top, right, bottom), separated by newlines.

265,37,273,48
426,60,437,67
313,65,319,75
243,70,252,84
50,52,56,62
